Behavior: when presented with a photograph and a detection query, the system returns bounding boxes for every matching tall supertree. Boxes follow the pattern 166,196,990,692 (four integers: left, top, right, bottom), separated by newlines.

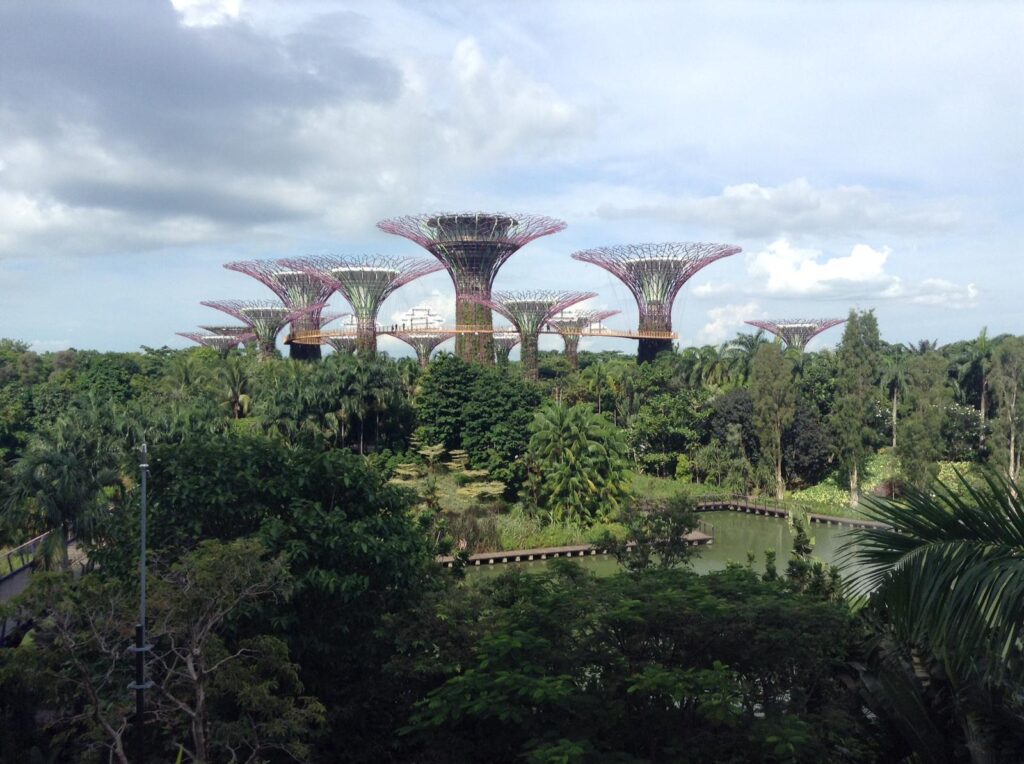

471,290,595,379
493,329,521,364
384,330,455,367
572,242,741,363
377,212,566,364
201,299,315,360
177,330,254,355
285,255,442,354
546,308,621,369
223,260,337,362
744,318,846,351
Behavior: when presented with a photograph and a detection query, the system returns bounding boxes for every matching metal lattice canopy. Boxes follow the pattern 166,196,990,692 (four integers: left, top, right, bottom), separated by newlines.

285,255,442,322
223,259,336,314
492,328,522,352
472,290,598,336
177,331,253,352
377,212,567,295
744,318,846,350
571,242,741,330
546,308,622,337
384,330,456,366
198,325,253,338
201,299,319,356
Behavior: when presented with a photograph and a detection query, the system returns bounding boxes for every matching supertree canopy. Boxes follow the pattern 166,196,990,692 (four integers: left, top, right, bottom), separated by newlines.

223,259,337,361
385,330,455,367
201,299,315,359
198,325,252,338
546,308,621,369
572,242,741,363
177,330,253,354
744,318,846,351
472,290,595,379
286,255,442,354
377,212,566,364
492,329,521,365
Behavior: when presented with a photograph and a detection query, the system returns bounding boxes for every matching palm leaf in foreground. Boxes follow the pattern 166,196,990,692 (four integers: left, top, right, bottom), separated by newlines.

842,469,1024,680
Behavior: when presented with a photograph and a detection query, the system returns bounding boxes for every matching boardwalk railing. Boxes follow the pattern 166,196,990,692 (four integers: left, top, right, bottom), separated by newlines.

1,531,51,581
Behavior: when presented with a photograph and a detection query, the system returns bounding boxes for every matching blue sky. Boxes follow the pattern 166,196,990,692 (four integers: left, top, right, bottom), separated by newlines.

0,0,1020,356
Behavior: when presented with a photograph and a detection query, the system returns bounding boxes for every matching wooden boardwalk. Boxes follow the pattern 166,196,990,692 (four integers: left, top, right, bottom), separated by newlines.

438,496,884,568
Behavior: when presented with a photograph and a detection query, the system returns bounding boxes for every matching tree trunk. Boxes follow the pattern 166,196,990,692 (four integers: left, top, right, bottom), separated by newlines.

891,388,898,449
980,376,987,445
849,464,860,507
775,449,784,500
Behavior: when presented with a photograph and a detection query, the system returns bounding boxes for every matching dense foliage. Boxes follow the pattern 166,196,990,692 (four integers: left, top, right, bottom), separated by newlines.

1,314,1024,761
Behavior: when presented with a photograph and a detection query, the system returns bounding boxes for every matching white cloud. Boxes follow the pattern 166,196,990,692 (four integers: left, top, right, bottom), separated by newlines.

598,179,960,238
749,239,891,296
698,301,760,344
170,0,242,27
701,239,979,310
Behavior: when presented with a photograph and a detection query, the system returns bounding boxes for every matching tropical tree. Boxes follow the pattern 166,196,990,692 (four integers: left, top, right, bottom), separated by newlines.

218,356,252,419
750,344,797,499
990,337,1024,482
830,310,883,506
721,329,769,385
879,345,909,448
525,403,630,522
894,352,951,488
843,470,1024,760
954,327,995,443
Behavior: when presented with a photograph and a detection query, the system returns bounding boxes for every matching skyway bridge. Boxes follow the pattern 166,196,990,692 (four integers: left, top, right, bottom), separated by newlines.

286,325,677,345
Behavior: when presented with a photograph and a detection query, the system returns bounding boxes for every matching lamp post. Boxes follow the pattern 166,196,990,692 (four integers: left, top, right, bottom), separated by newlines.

128,443,153,763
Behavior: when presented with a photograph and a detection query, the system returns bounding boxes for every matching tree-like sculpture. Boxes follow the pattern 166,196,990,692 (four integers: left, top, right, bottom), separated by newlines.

385,330,455,367
201,299,315,360
546,309,621,369
572,242,741,363
285,255,442,354
493,329,521,364
378,212,566,364
177,330,253,355
744,318,846,351
471,290,595,379
223,260,338,362
198,325,252,338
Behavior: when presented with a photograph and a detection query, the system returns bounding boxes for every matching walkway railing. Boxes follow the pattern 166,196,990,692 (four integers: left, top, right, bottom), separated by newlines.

1,531,51,581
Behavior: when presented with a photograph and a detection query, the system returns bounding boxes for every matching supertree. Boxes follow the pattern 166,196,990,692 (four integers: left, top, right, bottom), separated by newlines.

378,212,566,364
572,242,741,363
177,330,253,355
744,318,846,351
286,255,442,354
471,290,595,379
493,329,521,364
223,260,338,362
546,308,621,369
384,330,456,367
201,299,316,360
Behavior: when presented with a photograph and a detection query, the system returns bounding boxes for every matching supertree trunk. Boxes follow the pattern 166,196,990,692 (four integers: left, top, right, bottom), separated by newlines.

563,334,581,370
457,299,495,364
638,312,672,364
356,316,377,354
520,333,540,379
258,337,278,360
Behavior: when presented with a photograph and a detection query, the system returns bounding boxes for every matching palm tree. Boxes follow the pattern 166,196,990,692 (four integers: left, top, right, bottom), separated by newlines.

218,357,252,419
955,327,994,444
843,469,1024,684
4,423,121,570
722,330,769,385
879,346,910,448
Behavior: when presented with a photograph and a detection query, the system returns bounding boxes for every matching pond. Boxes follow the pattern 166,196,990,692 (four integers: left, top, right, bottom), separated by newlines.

468,511,859,579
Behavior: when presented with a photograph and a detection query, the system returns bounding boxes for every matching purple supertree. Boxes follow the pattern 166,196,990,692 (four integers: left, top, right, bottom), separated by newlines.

201,299,318,360
384,330,456,367
744,318,846,351
572,242,741,363
546,309,621,369
284,255,442,354
492,329,521,365
377,212,566,364
471,290,595,379
177,330,254,355
223,259,338,361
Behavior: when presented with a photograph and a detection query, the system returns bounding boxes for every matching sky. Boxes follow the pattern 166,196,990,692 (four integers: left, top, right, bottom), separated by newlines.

0,0,1021,357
